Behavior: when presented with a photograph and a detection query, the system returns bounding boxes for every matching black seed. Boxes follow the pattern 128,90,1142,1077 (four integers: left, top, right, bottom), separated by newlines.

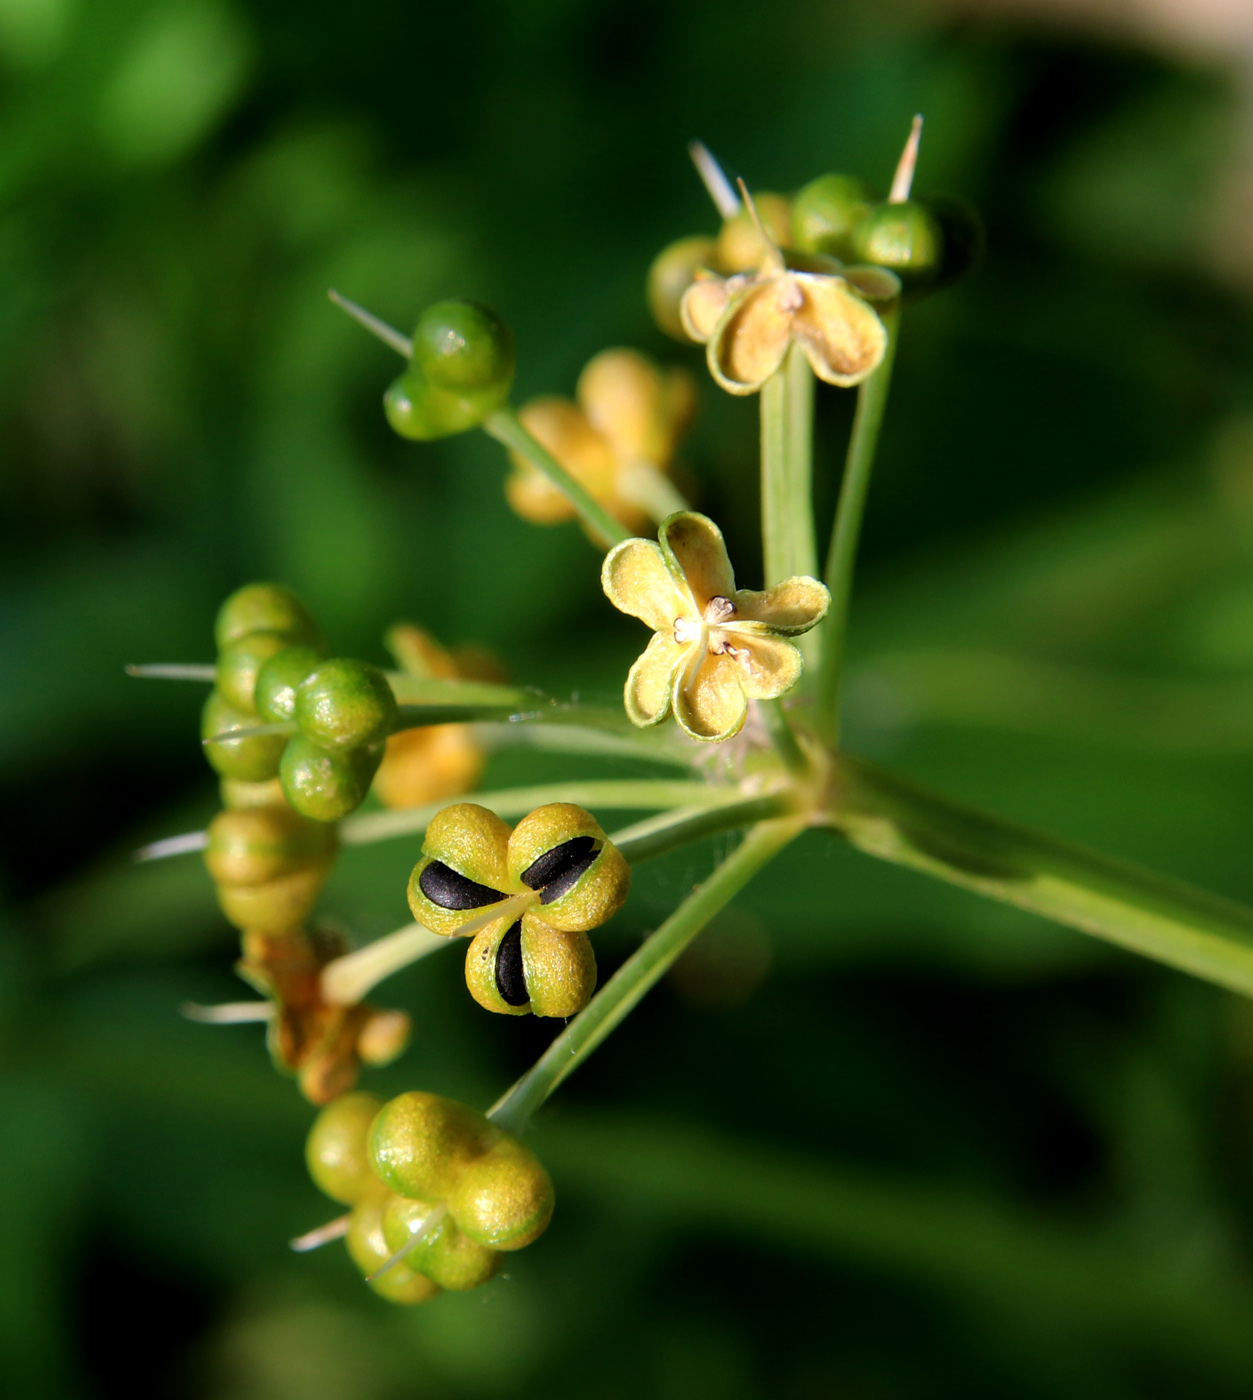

521,835,598,891
495,921,528,1005
418,860,506,910
540,851,600,903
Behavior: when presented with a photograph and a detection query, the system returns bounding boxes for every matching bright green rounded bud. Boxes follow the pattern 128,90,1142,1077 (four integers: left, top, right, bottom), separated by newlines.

346,1198,440,1305
280,736,383,822
384,371,503,441
447,1138,554,1251
204,804,336,887
202,691,285,782
306,1091,386,1205
791,173,876,260
216,630,292,715
255,645,327,723
381,1198,501,1291
294,658,397,752
647,235,717,342
851,200,944,292
411,299,514,395
368,1091,498,1202
214,583,322,652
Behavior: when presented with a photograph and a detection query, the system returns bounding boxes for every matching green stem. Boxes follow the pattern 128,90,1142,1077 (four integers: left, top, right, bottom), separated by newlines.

610,791,798,864
756,698,810,778
472,719,696,769
488,817,805,1133
830,753,1253,998
387,676,532,708
815,304,900,743
785,344,817,580
483,408,632,549
760,345,817,586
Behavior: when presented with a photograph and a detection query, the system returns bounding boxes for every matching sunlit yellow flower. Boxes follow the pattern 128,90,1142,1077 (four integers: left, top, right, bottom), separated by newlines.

506,348,695,533
602,511,829,742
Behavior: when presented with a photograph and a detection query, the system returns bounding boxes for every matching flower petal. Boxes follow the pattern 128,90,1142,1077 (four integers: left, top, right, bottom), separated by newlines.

730,634,804,700
659,511,736,611
731,576,830,635
680,276,731,343
673,651,748,742
792,274,888,387
707,275,794,394
625,632,688,727
602,538,689,632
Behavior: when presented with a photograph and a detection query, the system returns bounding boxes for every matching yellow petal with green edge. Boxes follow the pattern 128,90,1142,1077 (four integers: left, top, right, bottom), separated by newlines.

602,538,690,632
625,632,689,727
706,277,793,394
659,511,736,611
731,633,804,700
680,277,731,343
673,651,748,742
792,274,887,387
731,576,830,635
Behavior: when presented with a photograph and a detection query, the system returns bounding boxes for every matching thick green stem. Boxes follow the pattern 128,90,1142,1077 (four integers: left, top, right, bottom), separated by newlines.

830,753,1253,998
760,343,817,587
610,790,798,864
483,408,632,549
488,817,805,1132
815,305,900,743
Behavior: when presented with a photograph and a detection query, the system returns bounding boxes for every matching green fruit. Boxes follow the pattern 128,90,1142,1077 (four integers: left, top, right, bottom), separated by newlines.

294,658,397,751
368,1091,498,1202
447,1137,554,1251
280,736,383,822
216,630,292,714
791,173,875,260
204,805,336,887
384,369,504,441
411,299,514,394
202,690,286,782
346,1199,440,1305
255,645,327,723
646,235,717,342
381,1197,501,1291
306,1092,385,1205
214,583,322,652
851,200,944,292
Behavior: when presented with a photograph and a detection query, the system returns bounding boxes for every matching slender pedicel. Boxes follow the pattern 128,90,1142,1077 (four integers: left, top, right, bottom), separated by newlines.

125,663,217,681
289,1214,351,1252
181,1001,275,1024
135,831,209,862
888,114,923,204
327,289,413,358
367,1204,448,1282
688,140,741,219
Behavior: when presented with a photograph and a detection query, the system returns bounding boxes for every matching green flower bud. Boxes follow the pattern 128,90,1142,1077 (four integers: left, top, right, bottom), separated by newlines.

369,1091,497,1202
204,804,336,888
306,1091,386,1205
346,1198,441,1305
447,1137,554,1251
791,173,876,261
647,235,718,342
381,1197,501,1291
411,299,514,395
464,916,596,1018
216,631,298,715
280,736,384,823
214,582,322,653
384,371,505,441
851,200,944,293
293,658,397,751
255,645,327,724
202,690,286,782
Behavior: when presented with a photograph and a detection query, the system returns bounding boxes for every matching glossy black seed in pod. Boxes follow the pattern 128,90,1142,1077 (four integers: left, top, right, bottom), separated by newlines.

494,921,528,1006
520,836,599,903
419,861,506,911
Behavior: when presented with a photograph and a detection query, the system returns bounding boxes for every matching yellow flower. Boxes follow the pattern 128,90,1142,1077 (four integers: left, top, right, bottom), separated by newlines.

506,348,695,533
680,248,895,396
602,511,829,742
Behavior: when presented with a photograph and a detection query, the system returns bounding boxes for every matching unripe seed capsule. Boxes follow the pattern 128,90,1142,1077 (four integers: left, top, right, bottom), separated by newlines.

215,630,293,715
368,1091,499,1202
385,371,506,441
281,736,384,822
294,658,397,752
202,691,286,782
220,776,286,809
216,864,329,934
306,1091,386,1205
254,645,327,723
647,235,718,342
214,583,322,652
346,1199,440,1304
204,804,336,887
714,192,792,272
381,1198,501,1291
852,200,944,293
447,1137,554,1251
791,173,876,261
465,916,597,1018
411,299,515,395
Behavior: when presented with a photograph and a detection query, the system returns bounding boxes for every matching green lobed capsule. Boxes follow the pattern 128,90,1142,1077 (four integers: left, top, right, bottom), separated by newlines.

216,864,329,934
381,1197,501,1291
464,915,597,1018
280,735,384,822
647,235,718,342
346,1198,440,1305
306,1091,386,1205
384,370,505,441
851,200,945,293
447,1137,554,1251
216,630,297,715
202,690,286,782
791,173,876,261
204,804,336,888
255,645,327,723
293,658,397,752
220,776,286,809
369,1091,498,1202
411,299,514,396
214,583,322,652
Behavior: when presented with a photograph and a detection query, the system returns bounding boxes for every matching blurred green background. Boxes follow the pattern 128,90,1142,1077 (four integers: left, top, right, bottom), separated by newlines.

9,0,1253,1394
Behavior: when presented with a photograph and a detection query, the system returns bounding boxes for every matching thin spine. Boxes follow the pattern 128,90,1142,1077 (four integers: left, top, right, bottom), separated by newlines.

888,115,923,204
290,1214,351,1252
368,1204,448,1282
181,1001,274,1023
328,289,413,358
136,831,209,862
125,664,218,681
688,140,741,219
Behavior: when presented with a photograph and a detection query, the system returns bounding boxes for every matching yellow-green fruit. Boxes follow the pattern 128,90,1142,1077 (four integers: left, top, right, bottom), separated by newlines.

407,803,512,937
201,690,286,782
220,776,286,809
216,630,293,714
369,1091,499,1201
791,173,876,260
508,802,630,932
464,915,597,1018
294,658,398,752
215,864,328,934
346,1198,440,1305
714,192,791,272
851,200,944,292
255,645,328,723
647,235,717,341
204,805,336,888
306,1091,385,1205
448,1137,554,1251
214,583,323,652
280,736,384,822
382,1197,501,1291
